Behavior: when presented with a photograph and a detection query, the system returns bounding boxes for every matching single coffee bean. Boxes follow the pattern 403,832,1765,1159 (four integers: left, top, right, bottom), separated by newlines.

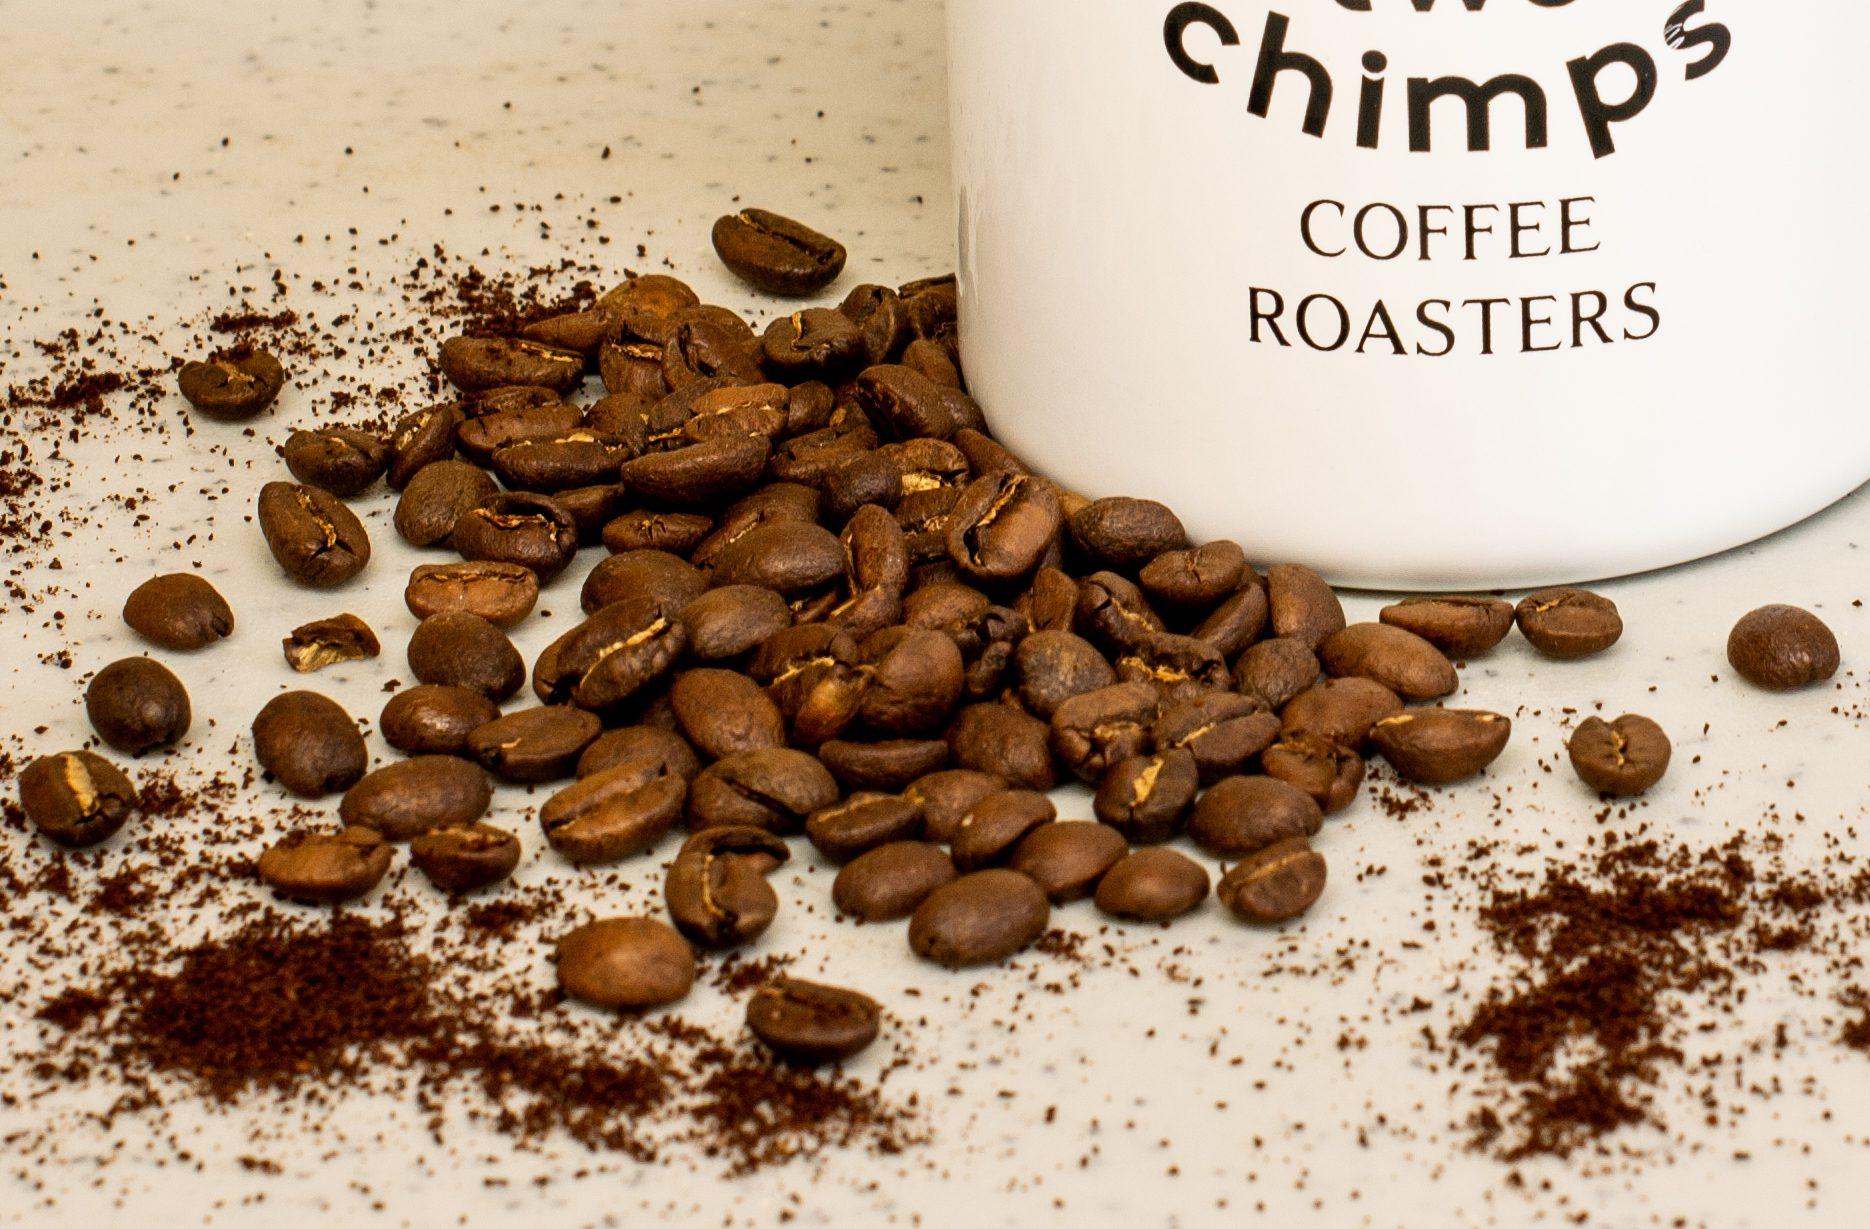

857,628,964,736
1014,629,1117,719
908,869,1051,969
405,561,539,628
681,383,791,444
620,434,772,507
457,399,583,465
555,917,696,1011
903,769,1005,844
823,451,903,526
1266,563,1345,650
252,691,368,798
394,460,499,548
1113,631,1230,697
1516,588,1623,659
1262,733,1365,814
695,482,823,566
1067,498,1186,570
257,481,371,588
853,365,957,441
18,751,137,848
1074,571,1165,652
839,284,911,365
946,472,1061,583
662,310,765,390
451,492,580,581
178,350,285,421
1235,637,1321,710
283,427,390,497
561,484,630,545
818,738,950,793
1009,821,1128,904
665,826,791,949
952,790,1056,872
1187,775,1323,858
1092,748,1198,844
1278,678,1404,750
1567,714,1671,797
1218,838,1328,924
536,597,687,712
577,726,701,781
710,521,846,596
1050,682,1159,783
1152,692,1280,783
1191,586,1272,663
1727,605,1841,691
1318,623,1459,701
386,403,465,490
602,508,711,556
678,585,793,662
257,827,394,904
491,431,628,493
670,669,788,761
1379,597,1516,659
122,573,234,651
380,685,498,757
687,748,841,834
466,706,602,783
1094,848,1209,923
762,309,866,380
949,702,1056,790
541,760,686,864
407,612,525,701
1140,540,1248,611
85,657,190,755
712,208,848,296
339,756,493,841
1370,709,1512,785
438,336,584,395
833,840,957,921
598,273,702,343
805,793,925,863
747,979,881,1064
410,823,521,894
282,613,379,673
520,305,624,356
582,550,707,616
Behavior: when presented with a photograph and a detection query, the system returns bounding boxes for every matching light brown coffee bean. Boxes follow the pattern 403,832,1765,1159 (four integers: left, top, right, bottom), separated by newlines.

555,917,696,1010
665,826,791,949
577,726,701,782
404,561,539,628
408,612,525,701
1278,678,1404,749
1190,583,1272,659
1218,838,1328,924
122,573,234,651
747,979,881,1064
282,613,379,673
1262,733,1365,814
409,823,521,894
1187,775,1322,858
252,691,368,799
1516,588,1623,659
952,790,1056,872
257,827,394,904
540,760,686,865
1379,597,1516,658
1094,848,1209,923
1266,563,1345,649
258,481,371,588
1235,637,1320,710
908,869,1050,968
1318,623,1458,701
380,685,499,757
1567,714,1671,797
833,841,956,922
945,472,1062,583
669,669,788,761
687,748,841,834
466,706,602,784
1370,709,1512,785
1093,748,1198,844
1008,821,1128,904
904,769,1004,844
18,751,137,848
1140,541,1248,610
1727,605,1841,691
806,793,925,863
85,657,190,755
338,756,493,841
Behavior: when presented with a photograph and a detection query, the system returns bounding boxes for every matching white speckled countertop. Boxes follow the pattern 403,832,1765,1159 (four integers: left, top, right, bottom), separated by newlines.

5,3,1870,1227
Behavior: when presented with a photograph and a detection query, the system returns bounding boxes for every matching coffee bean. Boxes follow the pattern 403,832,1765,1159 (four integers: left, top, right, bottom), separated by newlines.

581,550,707,616
1379,597,1516,659
747,978,881,1064
404,561,539,628
380,685,499,757
687,748,840,834
1370,709,1511,785
536,597,687,712
257,827,394,904
1187,775,1322,858
258,481,371,588
578,726,701,781
1074,571,1165,652
1266,563,1345,650
952,790,1056,871
675,586,791,662
438,336,585,395
804,793,924,863
1067,498,1186,570
1093,748,1198,844
394,460,499,548
908,869,1050,968
1008,821,1127,904
408,612,525,701
1014,629,1117,719
85,657,190,755
178,350,285,421
817,738,950,793
662,310,765,390
824,452,902,526
410,824,521,894
833,840,957,921
1049,682,1159,783
1139,541,1248,610
670,669,788,760
1727,605,1841,691
1262,733,1365,814
555,484,627,544
604,509,714,556
665,826,791,949
1152,692,1280,783
1094,848,1209,923
467,706,602,783
597,273,702,343
252,691,368,798
695,483,823,567
491,431,627,493
541,760,686,864
339,756,493,841
386,403,465,490
761,309,866,381
1113,631,1230,697
1234,637,1320,710
122,573,234,651
1567,714,1670,797
711,522,847,599
712,208,847,296
1515,588,1623,660
18,751,137,848
555,917,696,1011
450,492,580,580
839,284,912,365
283,427,390,497
903,769,1005,844
456,399,583,465
946,472,1061,583
747,625,864,745
520,305,624,356
1218,838,1328,924
1318,623,1458,701
681,383,792,444
1190,583,1272,659
282,613,379,673
949,702,1056,790
857,628,964,736
1278,678,1404,749
853,365,956,441
620,434,772,507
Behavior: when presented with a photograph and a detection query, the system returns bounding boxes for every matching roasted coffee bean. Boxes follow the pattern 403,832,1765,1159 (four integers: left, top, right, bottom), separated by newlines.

761,309,865,380
677,585,792,661
908,869,1050,969
85,657,190,755
662,312,765,389
1019,567,1080,633
18,751,137,848
604,509,713,555
122,573,234,651
467,706,602,783
712,208,848,296
1067,497,1186,570
451,492,580,580
394,460,499,548
1262,733,1364,814
1095,848,1209,923
581,550,707,616
1266,563,1345,649
806,793,924,863
903,769,1004,844
1008,822,1127,904
468,384,567,419
1371,709,1511,785
1187,775,1322,858
577,726,701,782
408,612,525,701
1074,571,1165,652
520,305,623,356
1140,540,1248,610
596,348,670,405
1015,629,1117,719
380,685,499,757
1516,588,1623,659
1092,748,1198,844
339,756,493,841
748,625,865,744
1191,583,1272,659
952,790,1056,871
282,613,379,673
949,703,1055,790
901,337,962,388
491,431,627,493
555,917,696,1011
695,483,823,567
818,738,950,793
687,748,840,834
851,365,955,441
599,273,702,343
251,691,368,798
856,627,963,736
405,561,539,628
537,598,686,712
747,979,881,1064
410,823,521,894
711,521,845,595
1279,678,1404,749
258,481,371,588
283,427,390,497
541,760,686,864
439,336,584,395
772,424,879,489
1379,597,1516,659
665,826,791,949
904,582,994,647
1235,637,1320,710
1049,682,1159,783
1152,692,1280,783
1219,838,1328,924
1727,605,1841,691
178,349,285,421
386,403,465,490
670,669,788,761
554,483,628,544
839,284,912,365
946,472,1061,583
1319,623,1458,701
258,827,393,904
620,434,771,507
1568,714,1671,797
833,841,956,921
1114,631,1230,697
679,383,790,444
456,399,583,465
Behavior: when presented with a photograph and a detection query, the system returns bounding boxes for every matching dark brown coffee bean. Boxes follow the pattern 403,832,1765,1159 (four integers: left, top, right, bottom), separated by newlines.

1014,629,1116,719
670,669,788,761
339,756,493,841
694,483,823,566
467,384,567,418
1235,637,1320,710
519,305,623,356
380,685,498,757
555,483,628,543
491,431,627,493
1266,563,1345,649
394,460,499,548
1187,775,1323,858
408,612,525,701
258,481,371,588
1379,597,1516,659
839,284,912,365
687,748,840,834
1727,605,1841,691
1093,748,1198,844
855,627,962,736
1152,692,1280,783
806,793,924,863
1095,848,1208,923
677,586,792,661
1262,733,1364,814
747,979,881,1064
952,790,1056,871
18,751,137,848
1018,566,1080,633
282,613,379,673
439,336,584,395
1279,678,1404,750
1067,498,1186,570
1516,588,1623,660
833,841,956,921
1319,623,1458,701
122,573,234,651
603,509,713,555
410,823,521,894
665,826,791,949
761,309,865,380
467,706,602,783
1074,570,1165,652
577,726,700,782
908,869,1050,968
555,917,695,1010
252,691,368,798
537,598,687,712
711,521,846,596
1371,709,1512,785
386,403,465,490
1140,541,1248,610
748,625,865,745
1050,682,1159,783
1218,838,1327,924
178,350,286,421
679,383,790,444
1191,583,1272,659
283,427,390,497
456,399,584,465
903,769,1004,844
851,365,955,441
581,550,707,616
1568,714,1671,796
404,561,539,628
258,827,393,904
541,760,686,864
712,208,848,296
1114,632,1230,698
904,338,964,390
948,703,1055,790
451,492,580,580
1008,822,1127,903
946,472,1061,583
85,657,190,755
620,434,771,508
662,312,764,389
818,738,950,793
598,273,702,343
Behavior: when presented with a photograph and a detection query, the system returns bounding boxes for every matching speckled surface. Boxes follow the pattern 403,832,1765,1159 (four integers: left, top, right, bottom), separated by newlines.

5,2,1870,1226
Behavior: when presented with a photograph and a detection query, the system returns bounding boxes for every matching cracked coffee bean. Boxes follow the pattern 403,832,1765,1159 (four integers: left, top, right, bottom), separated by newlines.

450,492,580,580
178,349,285,421
540,760,686,865
665,826,791,949
1093,748,1198,844
687,748,841,834
466,706,603,784
404,561,539,628
258,481,371,588
806,793,925,863
282,613,379,673
438,336,585,395
1567,714,1671,797
18,751,138,848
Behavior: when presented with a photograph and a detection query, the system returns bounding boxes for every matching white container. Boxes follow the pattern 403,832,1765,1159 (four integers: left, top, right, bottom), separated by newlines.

946,0,1870,590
